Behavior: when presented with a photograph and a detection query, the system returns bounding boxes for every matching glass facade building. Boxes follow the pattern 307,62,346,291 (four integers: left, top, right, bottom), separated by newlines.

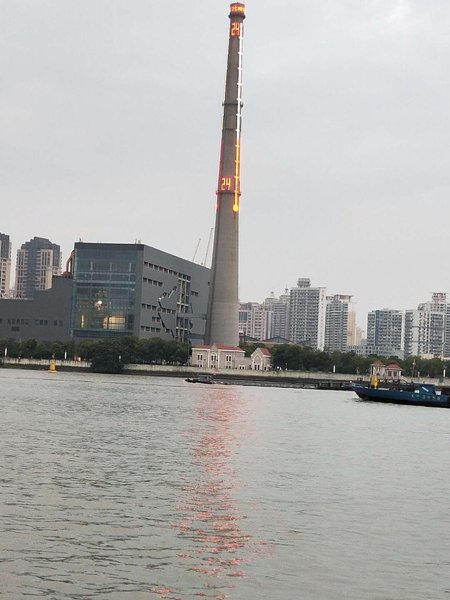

72,245,137,338
71,243,210,342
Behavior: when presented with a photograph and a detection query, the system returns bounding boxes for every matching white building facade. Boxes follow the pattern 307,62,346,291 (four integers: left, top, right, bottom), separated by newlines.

324,294,356,352
239,302,273,341
289,278,327,350
404,293,450,358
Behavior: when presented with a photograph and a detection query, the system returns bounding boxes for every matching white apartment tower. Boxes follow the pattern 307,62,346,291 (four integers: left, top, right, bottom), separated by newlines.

289,278,327,350
324,294,356,352
15,237,61,299
0,232,11,298
404,293,450,358
239,302,273,341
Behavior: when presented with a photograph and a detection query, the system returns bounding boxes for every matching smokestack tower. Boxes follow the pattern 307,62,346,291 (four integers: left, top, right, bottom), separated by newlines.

205,3,245,347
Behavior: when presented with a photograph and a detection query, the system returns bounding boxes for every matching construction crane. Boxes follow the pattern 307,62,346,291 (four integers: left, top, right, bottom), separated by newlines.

202,228,214,266
192,238,201,262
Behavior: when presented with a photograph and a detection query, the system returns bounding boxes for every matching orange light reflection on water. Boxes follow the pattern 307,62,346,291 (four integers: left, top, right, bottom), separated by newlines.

153,387,267,599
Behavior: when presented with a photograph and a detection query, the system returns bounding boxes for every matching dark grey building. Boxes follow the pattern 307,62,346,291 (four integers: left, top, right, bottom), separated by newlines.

71,243,210,343
0,232,11,298
367,309,403,356
0,276,72,341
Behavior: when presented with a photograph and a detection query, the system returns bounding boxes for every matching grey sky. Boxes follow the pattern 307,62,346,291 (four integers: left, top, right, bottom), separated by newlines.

1,0,450,327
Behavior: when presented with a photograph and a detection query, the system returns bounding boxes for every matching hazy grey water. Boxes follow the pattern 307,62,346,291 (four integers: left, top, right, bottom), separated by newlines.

1,370,450,599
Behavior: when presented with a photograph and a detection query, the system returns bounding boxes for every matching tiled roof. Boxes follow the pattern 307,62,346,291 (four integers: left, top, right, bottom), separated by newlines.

255,347,271,356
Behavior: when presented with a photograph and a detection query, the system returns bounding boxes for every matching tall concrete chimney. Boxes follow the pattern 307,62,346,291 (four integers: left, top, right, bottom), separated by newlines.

205,3,245,346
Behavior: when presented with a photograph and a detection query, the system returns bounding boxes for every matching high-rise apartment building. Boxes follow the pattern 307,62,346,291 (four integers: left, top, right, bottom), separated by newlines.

263,290,290,340
289,278,327,350
324,294,355,352
0,232,11,298
404,293,450,358
15,237,61,299
238,302,273,341
366,309,403,357
404,310,445,358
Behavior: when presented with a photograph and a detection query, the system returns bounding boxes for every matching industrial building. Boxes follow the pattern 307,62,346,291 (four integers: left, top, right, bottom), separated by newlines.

205,3,246,347
71,242,210,343
0,276,72,341
0,242,210,344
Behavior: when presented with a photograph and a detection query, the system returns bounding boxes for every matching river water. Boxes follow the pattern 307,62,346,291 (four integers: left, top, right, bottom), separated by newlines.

1,369,450,599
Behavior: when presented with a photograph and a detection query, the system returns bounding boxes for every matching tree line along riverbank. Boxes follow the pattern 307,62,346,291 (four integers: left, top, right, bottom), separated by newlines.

0,336,449,378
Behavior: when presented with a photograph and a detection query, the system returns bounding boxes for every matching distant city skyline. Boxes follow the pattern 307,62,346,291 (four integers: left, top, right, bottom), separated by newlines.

4,231,450,331
2,1,450,324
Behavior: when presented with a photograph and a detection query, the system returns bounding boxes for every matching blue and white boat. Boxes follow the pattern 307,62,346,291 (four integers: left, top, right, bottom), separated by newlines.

352,380,450,408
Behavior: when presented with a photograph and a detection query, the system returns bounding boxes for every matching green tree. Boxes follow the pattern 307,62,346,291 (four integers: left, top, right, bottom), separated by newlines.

20,338,38,358
137,337,167,363
89,340,124,374
0,338,21,359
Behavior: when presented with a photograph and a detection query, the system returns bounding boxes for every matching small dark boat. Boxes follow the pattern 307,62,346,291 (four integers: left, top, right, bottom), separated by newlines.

185,375,214,384
352,381,450,408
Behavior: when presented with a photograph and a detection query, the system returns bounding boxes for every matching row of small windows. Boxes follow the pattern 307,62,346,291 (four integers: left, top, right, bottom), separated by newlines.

143,277,163,287
142,303,157,311
0,318,64,326
144,262,178,277
140,325,161,333
143,262,192,282
141,304,176,315
197,354,233,362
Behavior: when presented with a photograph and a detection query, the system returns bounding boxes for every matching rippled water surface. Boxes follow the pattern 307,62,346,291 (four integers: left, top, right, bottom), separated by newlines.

2,369,450,599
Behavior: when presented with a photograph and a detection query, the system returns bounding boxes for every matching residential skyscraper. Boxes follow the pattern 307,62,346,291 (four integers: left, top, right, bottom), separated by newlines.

289,278,327,350
366,309,403,357
15,237,61,299
0,232,11,298
205,3,246,347
324,294,355,352
404,293,449,358
263,290,290,340
239,301,273,341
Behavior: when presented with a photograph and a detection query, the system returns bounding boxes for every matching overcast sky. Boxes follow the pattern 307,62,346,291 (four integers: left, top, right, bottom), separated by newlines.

2,0,450,327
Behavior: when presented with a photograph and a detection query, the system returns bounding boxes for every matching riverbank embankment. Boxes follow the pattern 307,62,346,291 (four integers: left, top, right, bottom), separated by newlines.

3,358,447,390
